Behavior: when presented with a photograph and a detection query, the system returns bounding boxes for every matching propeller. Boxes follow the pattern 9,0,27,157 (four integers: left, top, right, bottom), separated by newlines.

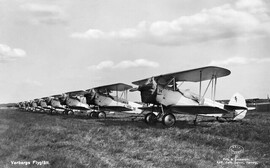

129,87,139,92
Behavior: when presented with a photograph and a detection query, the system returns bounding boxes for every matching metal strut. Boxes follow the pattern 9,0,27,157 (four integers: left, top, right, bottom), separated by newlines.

156,104,164,120
194,115,198,125
199,70,202,105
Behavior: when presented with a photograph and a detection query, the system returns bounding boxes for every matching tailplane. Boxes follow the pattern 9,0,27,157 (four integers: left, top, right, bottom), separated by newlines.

228,93,247,120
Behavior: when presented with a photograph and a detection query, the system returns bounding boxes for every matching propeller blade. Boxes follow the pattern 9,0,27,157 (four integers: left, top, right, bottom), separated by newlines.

129,87,139,92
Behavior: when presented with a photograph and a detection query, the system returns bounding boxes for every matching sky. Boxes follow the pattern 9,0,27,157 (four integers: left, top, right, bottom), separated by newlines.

0,0,270,103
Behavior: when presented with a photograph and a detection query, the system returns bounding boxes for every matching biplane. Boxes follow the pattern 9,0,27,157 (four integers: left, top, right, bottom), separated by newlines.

28,100,38,112
131,66,248,127
58,90,91,115
24,101,30,111
18,102,25,110
42,95,66,114
34,99,47,112
85,83,142,118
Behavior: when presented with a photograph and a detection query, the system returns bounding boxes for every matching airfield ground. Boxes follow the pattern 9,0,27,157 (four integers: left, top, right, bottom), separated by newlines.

0,109,269,168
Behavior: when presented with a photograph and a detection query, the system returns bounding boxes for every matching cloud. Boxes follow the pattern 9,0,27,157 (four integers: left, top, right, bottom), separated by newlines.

88,59,159,70
209,56,270,66
0,44,26,63
20,3,67,25
71,0,270,45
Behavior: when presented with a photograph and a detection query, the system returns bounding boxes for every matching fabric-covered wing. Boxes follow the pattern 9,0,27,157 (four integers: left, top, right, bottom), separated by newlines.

65,90,88,97
68,105,90,110
139,106,163,112
139,105,228,115
92,83,132,92
51,94,62,98
170,105,229,114
99,106,134,112
132,66,230,86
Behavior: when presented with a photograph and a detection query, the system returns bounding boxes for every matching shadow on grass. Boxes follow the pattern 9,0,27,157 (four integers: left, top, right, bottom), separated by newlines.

94,117,212,130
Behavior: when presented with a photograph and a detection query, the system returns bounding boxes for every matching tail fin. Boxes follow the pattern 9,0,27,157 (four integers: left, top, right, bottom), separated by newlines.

228,93,247,120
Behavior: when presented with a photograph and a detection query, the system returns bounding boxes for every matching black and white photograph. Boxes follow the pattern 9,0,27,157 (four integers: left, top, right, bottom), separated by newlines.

0,0,269,167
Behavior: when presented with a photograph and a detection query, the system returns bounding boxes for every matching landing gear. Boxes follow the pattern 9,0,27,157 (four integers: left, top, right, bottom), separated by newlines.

193,115,198,126
87,111,106,119
68,110,74,115
144,105,177,127
86,112,92,118
162,113,176,127
63,110,70,115
90,112,96,118
97,111,106,119
144,113,157,125
48,109,53,115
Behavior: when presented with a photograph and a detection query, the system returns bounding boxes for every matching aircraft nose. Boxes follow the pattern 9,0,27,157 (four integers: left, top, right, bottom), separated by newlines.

129,87,139,92
136,79,158,104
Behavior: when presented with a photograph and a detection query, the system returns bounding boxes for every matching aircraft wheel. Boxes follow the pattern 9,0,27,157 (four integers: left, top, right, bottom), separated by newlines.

162,113,176,127
86,112,93,118
68,110,74,115
90,112,96,118
98,111,106,119
144,113,157,125
48,109,53,115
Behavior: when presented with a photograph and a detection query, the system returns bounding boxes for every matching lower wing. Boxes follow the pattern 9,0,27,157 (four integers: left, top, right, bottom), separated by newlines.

99,106,134,112
139,105,229,115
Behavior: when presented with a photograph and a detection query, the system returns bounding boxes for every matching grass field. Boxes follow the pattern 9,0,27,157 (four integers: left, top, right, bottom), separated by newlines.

0,109,269,168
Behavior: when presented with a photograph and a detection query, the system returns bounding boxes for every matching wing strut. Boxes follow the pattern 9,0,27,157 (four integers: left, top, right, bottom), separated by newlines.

214,75,217,101
199,70,202,103
116,85,118,105
202,76,214,99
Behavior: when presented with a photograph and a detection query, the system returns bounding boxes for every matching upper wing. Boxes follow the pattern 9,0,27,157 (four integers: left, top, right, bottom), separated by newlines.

65,90,88,96
90,83,133,92
51,94,63,98
139,105,228,115
132,66,230,86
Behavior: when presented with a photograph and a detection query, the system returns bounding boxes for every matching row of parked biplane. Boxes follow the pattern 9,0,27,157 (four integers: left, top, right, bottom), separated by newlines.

17,66,251,127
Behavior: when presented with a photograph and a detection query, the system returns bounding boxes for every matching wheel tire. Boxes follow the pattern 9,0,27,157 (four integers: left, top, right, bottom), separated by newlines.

144,113,157,125
90,112,97,118
98,111,106,119
64,110,69,115
49,110,53,115
162,113,176,127
68,110,74,115
87,112,94,118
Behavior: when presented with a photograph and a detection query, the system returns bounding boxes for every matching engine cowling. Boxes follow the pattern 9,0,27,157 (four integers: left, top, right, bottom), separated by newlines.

138,77,158,104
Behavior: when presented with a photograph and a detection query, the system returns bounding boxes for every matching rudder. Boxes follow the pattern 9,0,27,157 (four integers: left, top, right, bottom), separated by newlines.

229,93,247,120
